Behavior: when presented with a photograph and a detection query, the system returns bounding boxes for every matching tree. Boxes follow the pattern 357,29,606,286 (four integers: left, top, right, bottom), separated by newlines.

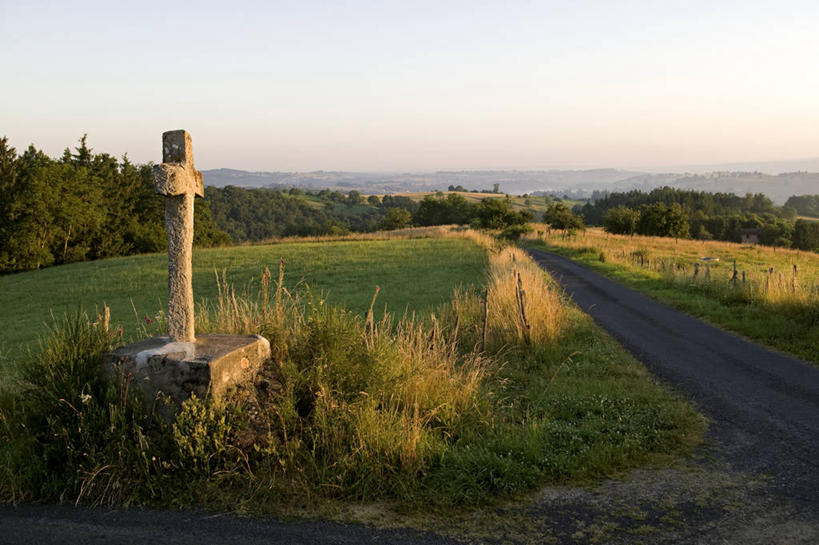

477,198,532,229
544,202,584,230
413,193,476,226
0,135,231,273
792,220,819,251
602,206,639,235
380,208,411,231
786,195,819,217
636,202,689,238
381,195,419,214
347,190,362,205
759,219,793,247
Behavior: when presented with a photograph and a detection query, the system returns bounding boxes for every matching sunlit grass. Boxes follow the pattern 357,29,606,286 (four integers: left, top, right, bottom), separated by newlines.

525,226,819,365
0,235,487,362
0,231,702,511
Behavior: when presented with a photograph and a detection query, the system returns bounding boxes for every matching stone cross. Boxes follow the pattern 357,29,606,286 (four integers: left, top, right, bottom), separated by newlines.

153,130,204,343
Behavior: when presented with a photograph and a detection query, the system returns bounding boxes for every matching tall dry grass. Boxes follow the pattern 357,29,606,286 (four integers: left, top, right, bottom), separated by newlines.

483,247,564,347
195,232,565,482
435,244,566,356
192,253,495,488
525,226,819,308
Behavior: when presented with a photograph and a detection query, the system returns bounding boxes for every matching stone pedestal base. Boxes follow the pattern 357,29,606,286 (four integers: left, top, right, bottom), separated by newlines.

104,334,271,406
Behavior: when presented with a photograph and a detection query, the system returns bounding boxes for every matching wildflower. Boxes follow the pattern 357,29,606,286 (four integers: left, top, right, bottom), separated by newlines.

145,316,152,324
80,393,92,405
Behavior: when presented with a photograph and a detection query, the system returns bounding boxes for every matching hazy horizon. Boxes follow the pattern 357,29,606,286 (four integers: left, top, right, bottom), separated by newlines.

3,1,818,172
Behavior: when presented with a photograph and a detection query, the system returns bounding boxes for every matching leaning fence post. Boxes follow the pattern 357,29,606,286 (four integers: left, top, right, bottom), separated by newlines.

481,288,489,352
515,272,531,344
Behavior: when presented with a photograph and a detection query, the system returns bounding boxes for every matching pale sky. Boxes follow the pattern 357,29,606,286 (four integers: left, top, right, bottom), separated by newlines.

2,0,819,171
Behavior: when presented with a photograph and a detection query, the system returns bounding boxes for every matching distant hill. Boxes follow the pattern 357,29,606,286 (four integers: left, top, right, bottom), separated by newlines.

661,157,819,175
203,168,819,204
202,168,647,196
611,172,819,204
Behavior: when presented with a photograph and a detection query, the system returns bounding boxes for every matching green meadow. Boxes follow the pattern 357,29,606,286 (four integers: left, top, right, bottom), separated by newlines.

0,237,703,511
0,238,487,361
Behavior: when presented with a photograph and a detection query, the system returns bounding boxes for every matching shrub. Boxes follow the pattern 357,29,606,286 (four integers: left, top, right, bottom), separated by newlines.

500,223,533,241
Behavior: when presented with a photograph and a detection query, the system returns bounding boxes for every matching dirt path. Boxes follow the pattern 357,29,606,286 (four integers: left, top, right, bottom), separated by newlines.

2,249,817,544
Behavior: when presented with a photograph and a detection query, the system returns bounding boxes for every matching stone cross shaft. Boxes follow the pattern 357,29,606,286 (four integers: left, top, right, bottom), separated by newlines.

153,130,204,343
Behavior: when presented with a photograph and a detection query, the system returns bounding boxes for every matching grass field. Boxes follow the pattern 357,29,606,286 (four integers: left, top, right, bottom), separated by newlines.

0,237,487,361
525,226,819,365
0,232,702,513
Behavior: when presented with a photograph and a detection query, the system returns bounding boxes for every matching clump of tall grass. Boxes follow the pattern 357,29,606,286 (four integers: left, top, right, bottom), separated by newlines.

194,258,496,499
484,247,564,347
439,246,565,355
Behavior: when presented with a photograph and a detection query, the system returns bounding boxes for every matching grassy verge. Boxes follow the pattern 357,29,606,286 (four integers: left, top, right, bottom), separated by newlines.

0,234,703,514
524,227,819,365
0,234,486,362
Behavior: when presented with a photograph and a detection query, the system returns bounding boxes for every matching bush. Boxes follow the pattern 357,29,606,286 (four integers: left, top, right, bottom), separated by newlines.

544,203,584,230
500,224,533,241
603,206,640,235
379,208,411,231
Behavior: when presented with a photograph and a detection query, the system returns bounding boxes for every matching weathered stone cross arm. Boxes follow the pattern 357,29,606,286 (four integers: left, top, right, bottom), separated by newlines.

152,130,203,343
153,130,204,198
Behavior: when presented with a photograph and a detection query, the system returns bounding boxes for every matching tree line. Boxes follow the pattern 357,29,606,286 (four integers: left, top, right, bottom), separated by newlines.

785,194,819,218
0,136,536,273
575,187,819,251
0,136,230,273
207,188,532,241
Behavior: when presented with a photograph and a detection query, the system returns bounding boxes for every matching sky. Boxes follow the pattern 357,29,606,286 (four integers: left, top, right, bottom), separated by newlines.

2,0,819,171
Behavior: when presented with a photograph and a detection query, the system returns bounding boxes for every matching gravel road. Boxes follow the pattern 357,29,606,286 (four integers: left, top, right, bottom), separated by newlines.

2,248,817,544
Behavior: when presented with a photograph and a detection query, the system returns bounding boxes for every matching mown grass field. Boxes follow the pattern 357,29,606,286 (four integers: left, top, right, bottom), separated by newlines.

0,238,487,362
525,227,819,365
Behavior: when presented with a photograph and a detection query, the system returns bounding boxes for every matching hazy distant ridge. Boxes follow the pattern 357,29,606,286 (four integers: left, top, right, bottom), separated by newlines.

203,167,819,204
202,168,646,196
